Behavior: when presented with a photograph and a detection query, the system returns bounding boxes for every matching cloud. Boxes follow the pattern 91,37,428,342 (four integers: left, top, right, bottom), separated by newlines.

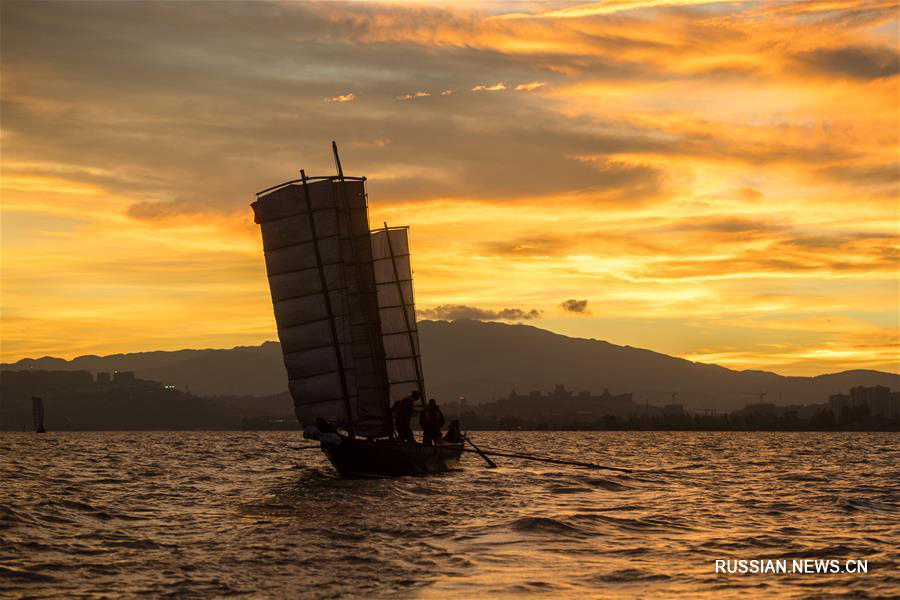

560,299,590,314
440,89,453,95
738,187,763,201
792,45,900,80
505,0,730,19
1,0,898,375
127,200,207,221
326,92,356,102
418,304,542,321
397,91,431,100
750,1,898,28
816,162,900,188
479,235,572,257
658,216,786,236
472,82,546,92
472,82,508,91
633,236,899,281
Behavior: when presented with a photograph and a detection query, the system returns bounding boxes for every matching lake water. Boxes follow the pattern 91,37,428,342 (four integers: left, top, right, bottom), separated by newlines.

1,431,897,598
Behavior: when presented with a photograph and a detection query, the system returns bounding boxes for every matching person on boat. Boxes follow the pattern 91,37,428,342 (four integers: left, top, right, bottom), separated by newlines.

420,398,445,445
443,419,463,444
392,392,417,443
315,417,337,434
305,417,341,445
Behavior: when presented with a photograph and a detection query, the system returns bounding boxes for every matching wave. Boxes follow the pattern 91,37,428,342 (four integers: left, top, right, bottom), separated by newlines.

509,516,585,535
590,514,693,532
764,544,870,560
589,568,671,584
841,498,898,514
0,566,57,583
0,505,28,529
583,477,633,491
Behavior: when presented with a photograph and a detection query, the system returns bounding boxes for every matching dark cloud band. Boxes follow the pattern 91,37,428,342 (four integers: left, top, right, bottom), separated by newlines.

418,305,541,321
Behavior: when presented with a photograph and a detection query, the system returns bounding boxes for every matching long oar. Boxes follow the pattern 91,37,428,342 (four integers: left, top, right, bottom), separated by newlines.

462,434,497,468
460,448,631,473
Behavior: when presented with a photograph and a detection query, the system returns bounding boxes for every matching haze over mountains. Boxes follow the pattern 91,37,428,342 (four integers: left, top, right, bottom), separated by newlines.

3,320,897,411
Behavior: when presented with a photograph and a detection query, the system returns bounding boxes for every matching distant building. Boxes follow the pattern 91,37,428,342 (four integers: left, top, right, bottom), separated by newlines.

739,403,778,417
96,372,111,384
853,386,898,418
663,404,684,416
830,386,899,421
829,393,850,415
850,385,891,416
481,384,641,423
113,371,136,384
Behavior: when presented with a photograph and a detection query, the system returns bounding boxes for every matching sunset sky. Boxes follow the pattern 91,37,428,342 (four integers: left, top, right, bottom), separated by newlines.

1,0,898,375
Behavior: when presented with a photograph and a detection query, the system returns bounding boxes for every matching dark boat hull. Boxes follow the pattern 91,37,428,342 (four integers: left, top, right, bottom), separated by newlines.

321,436,463,477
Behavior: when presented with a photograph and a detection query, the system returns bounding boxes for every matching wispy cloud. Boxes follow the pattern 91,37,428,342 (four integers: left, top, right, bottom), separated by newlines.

472,82,508,92
505,0,735,19
326,92,356,103
397,91,431,100
515,81,546,91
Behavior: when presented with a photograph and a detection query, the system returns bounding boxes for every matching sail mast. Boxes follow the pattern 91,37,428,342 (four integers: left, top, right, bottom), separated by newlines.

32,396,46,433
382,222,427,409
332,140,344,178
331,142,394,434
299,169,355,436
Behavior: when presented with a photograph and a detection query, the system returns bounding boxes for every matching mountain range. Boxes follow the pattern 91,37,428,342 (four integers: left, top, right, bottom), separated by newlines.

3,320,897,411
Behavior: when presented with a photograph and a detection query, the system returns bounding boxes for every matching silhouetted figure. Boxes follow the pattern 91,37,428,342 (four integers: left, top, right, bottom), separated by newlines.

392,391,418,443
420,398,445,445
307,417,341,444
315,417,337,434
443,419,463,444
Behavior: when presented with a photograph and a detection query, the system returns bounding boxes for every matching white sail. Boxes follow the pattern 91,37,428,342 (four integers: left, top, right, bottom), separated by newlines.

253,178,392,437
370,226,425,405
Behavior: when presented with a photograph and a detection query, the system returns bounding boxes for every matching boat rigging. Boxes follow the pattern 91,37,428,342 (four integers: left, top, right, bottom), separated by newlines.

251,143,462,476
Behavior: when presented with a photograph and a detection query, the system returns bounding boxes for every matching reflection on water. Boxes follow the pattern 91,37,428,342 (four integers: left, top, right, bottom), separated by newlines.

1,431,897,597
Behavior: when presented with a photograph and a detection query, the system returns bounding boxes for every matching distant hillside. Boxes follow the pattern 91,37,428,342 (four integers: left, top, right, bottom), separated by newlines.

3,320,898,411
418,321,899,410
3,342,287,397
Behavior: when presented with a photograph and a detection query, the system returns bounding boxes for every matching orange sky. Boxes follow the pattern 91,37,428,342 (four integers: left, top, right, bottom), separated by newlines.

1,0,898,375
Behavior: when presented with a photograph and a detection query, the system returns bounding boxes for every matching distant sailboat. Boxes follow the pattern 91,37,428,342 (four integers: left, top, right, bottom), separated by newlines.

32,397,46,433
251,143,462,477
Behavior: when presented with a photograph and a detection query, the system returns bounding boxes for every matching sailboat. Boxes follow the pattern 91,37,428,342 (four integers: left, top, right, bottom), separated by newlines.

32,396,46,433
251,143,463,477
